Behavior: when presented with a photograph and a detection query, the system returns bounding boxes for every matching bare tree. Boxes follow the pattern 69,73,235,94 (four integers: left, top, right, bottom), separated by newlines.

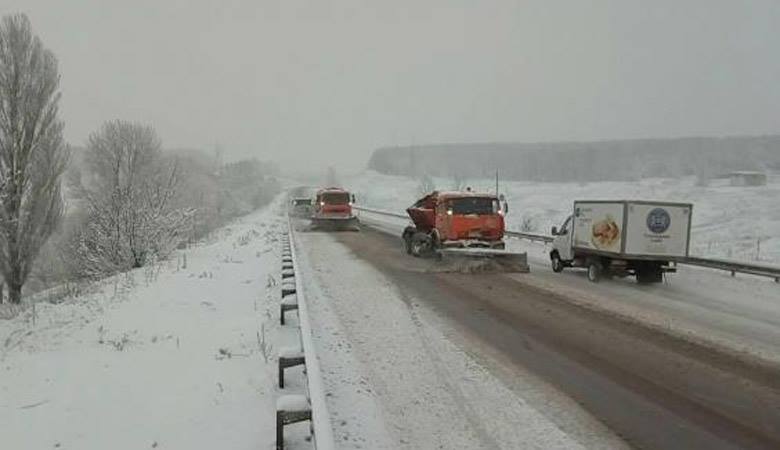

71,121,192,278
417,173,435,195
452,173,467,191
0,14,68,303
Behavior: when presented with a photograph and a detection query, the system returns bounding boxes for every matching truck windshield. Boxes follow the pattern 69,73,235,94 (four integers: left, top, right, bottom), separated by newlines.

450,197,498,215
321,193,350,205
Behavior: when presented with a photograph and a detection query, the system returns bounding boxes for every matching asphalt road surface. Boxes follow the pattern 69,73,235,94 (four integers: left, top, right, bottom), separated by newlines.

321,225,780,450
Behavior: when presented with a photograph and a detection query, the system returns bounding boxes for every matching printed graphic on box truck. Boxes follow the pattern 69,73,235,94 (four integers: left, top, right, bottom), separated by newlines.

573,203,624,253
624,204,690,257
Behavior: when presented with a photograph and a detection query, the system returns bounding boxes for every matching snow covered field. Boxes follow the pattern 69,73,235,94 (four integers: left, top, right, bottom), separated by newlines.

347,170,780,264
0,198,295,450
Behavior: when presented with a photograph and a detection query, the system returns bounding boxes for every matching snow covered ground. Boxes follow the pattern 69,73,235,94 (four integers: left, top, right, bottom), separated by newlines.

346,170,780,264
0,197,300,450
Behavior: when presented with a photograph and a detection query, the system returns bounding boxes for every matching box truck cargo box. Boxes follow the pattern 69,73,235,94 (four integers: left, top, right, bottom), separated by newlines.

572,200,692,259
551,200,693,283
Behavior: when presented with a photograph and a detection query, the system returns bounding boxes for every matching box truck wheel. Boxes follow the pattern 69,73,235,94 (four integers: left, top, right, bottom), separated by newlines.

551,253,564,273
587,261,602,282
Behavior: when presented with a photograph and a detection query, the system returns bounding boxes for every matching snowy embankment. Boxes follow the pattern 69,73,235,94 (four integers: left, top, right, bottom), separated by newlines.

0,197,294,449
347,170,780,264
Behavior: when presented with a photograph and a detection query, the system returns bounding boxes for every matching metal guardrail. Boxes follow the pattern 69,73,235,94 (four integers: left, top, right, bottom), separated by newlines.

681,256,780,282
355,205,780,282
354,205,408,220
505,230,553,243
282,222,336,449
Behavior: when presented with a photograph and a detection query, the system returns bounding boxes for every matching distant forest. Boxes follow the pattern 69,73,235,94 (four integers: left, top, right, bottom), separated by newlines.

367,136,780,182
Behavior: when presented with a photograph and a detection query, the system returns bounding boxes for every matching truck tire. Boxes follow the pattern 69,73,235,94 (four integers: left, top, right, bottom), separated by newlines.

402,227,415,254
551,253,564,273
403,235,412,254
587,261,601,282
410,239,423,257
430,230,442,251
410,232,431,257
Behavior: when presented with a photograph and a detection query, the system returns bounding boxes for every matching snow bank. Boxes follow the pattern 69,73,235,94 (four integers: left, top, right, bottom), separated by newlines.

0,197,293,449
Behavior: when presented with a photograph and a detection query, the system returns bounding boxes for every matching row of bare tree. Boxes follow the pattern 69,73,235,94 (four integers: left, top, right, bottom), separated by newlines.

0,14,278,303
68,122,195,279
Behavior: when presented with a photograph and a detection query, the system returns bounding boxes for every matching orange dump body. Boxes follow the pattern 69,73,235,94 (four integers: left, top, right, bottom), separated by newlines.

406,191,505,245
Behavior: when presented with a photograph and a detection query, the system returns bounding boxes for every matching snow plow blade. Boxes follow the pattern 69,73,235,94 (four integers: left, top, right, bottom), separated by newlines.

436,248,530,273
310,216,360,231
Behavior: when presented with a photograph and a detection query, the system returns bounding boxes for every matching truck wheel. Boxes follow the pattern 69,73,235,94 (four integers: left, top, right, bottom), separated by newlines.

587,261,601,282
410,239,423,257
402,227,415,254
410,233,431,257
403,235,412,254
551,254,564,273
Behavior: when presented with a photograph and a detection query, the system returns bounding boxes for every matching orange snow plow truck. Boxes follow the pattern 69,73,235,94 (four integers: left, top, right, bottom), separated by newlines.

310,187,359,231
402,190,528,272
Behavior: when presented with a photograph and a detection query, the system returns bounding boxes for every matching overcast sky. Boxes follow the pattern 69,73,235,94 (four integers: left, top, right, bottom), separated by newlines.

4,0,780,171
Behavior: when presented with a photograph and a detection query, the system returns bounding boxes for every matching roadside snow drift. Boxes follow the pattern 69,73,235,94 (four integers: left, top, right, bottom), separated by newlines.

1,199,290,450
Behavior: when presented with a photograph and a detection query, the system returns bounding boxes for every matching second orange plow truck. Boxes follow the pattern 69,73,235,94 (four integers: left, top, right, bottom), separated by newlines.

401,190,529,272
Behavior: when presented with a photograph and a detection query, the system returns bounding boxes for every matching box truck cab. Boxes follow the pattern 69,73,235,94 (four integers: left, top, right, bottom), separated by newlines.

550,200,693,283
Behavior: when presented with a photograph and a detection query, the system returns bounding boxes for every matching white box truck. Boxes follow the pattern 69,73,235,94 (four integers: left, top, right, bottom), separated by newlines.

549,200,693,283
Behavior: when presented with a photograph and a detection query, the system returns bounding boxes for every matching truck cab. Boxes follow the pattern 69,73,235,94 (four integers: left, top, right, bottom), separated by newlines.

313,188,355,218
310,187,359,230
404,191,507,255
551,215,574,263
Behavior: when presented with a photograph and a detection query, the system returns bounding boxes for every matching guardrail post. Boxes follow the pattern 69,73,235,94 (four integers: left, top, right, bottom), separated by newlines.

280,295,298,325
274,224,335,450
278,346,305,388
276,394,311,450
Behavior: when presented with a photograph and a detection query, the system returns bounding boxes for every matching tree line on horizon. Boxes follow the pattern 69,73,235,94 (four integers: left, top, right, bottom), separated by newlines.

368,137,780,183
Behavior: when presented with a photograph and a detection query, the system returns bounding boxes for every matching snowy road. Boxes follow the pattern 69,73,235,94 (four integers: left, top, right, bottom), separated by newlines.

294,225,627,450
358,211,780,365
297,217,780,450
